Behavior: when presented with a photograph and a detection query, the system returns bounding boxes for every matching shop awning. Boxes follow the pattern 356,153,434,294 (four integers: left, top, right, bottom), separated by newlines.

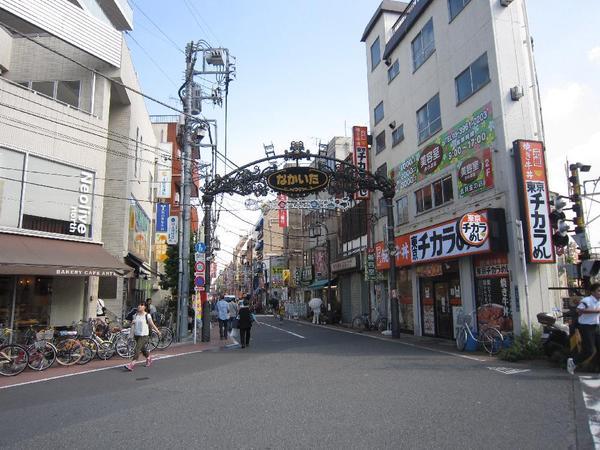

0,233,131,277
307,279,335,289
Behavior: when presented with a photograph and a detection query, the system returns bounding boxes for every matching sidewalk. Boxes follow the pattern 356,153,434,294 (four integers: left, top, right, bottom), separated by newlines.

0,325,231,390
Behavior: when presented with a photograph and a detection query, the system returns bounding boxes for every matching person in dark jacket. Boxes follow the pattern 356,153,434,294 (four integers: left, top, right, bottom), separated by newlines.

238,300,256,348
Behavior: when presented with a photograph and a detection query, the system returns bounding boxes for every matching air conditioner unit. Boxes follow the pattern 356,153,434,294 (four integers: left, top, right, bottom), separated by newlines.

500,0,514,6
510,85,524,101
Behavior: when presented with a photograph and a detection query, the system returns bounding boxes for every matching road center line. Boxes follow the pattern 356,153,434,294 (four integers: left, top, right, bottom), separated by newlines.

294,321,486,362
257,321,306,339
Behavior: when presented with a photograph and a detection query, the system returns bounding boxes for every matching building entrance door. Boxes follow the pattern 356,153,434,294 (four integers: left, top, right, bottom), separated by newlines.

433,282,453,339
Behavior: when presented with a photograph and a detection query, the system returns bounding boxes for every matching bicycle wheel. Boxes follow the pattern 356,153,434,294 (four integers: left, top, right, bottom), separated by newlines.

27,342,56,371
456,327,468,351
156,327,173,349
115,335,135,358
96,341,115,360
351,316,365,331
148,332,159,352
54,339,83,366
0,344,29,376
77,338,97,365
481,328,504,355
376,318,388,333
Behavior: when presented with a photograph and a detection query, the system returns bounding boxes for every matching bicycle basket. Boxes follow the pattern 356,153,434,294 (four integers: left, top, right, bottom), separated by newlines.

77,322,93,337
36,329,54,341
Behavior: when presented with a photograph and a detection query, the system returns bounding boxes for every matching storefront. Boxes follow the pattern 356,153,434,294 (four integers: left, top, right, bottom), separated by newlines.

376,208,509,339
0,233,130,330
332,253,366,323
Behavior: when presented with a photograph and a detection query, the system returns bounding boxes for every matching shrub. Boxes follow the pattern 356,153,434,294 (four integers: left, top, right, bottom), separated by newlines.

499,326,544,362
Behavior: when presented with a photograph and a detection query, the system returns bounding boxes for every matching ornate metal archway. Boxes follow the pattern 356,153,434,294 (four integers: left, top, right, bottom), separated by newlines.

201,141,402,339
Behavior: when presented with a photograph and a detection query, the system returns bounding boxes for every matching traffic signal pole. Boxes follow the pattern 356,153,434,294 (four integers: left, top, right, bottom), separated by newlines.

569,163,591,290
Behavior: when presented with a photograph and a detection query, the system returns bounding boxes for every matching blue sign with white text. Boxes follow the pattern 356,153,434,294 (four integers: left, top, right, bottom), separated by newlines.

156,203,170,232
195,242,206,253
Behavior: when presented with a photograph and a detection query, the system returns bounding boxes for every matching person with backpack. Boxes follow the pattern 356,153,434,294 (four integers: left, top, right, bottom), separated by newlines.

124,302,161,372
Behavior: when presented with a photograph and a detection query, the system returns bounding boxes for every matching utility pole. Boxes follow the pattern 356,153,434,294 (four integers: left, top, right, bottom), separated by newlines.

177,42,195,341
569,162,592,290
385,193,400,338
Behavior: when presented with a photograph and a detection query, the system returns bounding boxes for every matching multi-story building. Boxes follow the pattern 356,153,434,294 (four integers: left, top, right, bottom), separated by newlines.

362,0,559,337
0,0,164,327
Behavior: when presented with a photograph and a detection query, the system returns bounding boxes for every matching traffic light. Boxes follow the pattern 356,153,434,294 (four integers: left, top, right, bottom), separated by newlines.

549,195,570,249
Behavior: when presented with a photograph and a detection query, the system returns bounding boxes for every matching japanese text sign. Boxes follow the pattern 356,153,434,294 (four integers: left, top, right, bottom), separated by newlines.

352,126,370,200
513,140,555,263
267,167,329,196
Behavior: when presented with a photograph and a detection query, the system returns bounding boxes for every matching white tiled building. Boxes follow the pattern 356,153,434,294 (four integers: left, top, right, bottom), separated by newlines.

0,0,163,329
362,0,559,337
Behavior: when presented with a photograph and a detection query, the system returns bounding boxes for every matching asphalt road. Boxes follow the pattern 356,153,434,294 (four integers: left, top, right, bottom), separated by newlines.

0,317,597,449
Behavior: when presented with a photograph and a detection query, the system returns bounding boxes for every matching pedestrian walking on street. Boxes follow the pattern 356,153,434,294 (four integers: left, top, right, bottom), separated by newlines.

238,300,256,348
216,295,229,340
145,298,157,322
309,297,323,324
125,302,161,372
567,283,600,374
227,297,238,333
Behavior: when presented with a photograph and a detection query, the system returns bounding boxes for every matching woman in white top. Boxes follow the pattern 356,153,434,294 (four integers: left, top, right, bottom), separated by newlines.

125,302,161,372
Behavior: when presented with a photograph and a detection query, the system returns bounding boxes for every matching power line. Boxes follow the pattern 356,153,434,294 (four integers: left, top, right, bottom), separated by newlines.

126,33,180,89
129,0,185,54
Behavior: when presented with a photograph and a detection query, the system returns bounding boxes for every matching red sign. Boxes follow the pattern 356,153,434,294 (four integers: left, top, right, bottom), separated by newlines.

513,140,555,263
458,212,489,247
352,126,370,200
278,194,288,228
474,253,509,278
375,241,390,270
194,261,206,273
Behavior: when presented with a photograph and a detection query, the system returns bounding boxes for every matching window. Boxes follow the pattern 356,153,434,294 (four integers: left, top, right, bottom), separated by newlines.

433,175,454,206
396,196,409,225
392,125,405,147
448,0,471,21
374,101,384,125
415,185,433,213
375,131,386,154
455,53,490,104
411,18,435,71
371,37,381,70
415,175,453,213
378,197,388,218
27,80,82,109
387,59,400,82
56,81,81,108
416,94,442,143
31,81,55,98
376,163,388,179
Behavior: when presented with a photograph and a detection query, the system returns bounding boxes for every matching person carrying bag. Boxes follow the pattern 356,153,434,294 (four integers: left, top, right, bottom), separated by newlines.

124,302,161,372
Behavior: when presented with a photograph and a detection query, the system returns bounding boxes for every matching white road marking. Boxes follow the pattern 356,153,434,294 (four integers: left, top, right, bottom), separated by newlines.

0,347,209,391
487,366,531,375
257,321,306,339
294,320,486,361
580,376,600,448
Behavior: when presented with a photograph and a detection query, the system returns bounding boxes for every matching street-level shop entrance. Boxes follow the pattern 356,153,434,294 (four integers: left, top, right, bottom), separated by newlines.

418,261,461,339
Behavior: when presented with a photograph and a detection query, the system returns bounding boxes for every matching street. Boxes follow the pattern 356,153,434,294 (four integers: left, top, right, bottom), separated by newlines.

0,317,597,449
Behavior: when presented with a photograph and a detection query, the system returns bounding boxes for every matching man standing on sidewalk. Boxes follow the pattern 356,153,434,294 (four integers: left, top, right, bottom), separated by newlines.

227,297,238,334
567,283,600,374
216,295,229,340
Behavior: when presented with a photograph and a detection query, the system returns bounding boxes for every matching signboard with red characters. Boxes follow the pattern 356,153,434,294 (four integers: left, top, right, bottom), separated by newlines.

352,126,370,200
513,140,555,263
458,212,489,247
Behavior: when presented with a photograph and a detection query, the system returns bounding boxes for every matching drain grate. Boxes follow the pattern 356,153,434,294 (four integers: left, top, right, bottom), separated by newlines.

135,377,150,381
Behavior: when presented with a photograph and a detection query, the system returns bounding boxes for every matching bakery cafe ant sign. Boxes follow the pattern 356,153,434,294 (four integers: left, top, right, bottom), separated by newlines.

267,167,329,196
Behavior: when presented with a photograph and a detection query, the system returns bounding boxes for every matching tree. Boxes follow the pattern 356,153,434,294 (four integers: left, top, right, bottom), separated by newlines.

160,238,196,296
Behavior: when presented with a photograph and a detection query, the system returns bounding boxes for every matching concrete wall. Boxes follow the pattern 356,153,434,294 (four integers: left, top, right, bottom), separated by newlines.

0,26,11,72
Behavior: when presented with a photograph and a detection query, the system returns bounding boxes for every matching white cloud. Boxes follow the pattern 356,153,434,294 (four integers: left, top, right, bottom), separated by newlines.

588,46,600,65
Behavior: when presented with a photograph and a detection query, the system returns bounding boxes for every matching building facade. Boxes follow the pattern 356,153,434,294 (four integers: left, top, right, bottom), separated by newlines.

362,0,559,337
0,0,165,328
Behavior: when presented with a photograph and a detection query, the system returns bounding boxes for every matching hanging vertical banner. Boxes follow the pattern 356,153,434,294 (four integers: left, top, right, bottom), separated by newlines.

278,194,288,228
157,169,172,199
156,203,170,233
167,216,179,245
352,126,370,200
513,140,555,263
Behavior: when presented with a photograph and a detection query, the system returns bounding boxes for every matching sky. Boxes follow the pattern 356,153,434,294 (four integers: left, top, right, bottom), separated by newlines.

125,0,600,270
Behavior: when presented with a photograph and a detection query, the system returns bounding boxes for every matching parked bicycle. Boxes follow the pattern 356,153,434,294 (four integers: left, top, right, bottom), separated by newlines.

0,343,28,377
455,311,504,355
351,312,388,332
